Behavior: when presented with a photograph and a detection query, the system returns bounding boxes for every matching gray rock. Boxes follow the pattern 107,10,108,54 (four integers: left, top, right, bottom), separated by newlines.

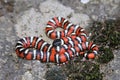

0,0,119,80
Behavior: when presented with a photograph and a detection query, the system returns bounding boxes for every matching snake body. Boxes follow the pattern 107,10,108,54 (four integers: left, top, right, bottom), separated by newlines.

15,17,98,64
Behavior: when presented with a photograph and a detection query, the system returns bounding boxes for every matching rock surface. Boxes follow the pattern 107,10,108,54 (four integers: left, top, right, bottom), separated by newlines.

0,0,119,80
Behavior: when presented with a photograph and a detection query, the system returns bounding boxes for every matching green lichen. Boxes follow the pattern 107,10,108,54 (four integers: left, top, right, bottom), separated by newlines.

89,19,120,63
63,59,103,80
97,47,114,63
45,67,66,80
90,19,120,48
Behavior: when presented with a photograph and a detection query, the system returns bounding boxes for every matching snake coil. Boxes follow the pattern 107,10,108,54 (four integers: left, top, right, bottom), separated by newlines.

15,17,98,64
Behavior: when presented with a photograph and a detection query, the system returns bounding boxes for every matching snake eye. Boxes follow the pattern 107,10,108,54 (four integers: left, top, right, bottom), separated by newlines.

52,39,62,47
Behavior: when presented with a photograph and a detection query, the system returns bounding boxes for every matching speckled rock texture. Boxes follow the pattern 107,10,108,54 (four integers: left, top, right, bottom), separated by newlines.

0,0,120,80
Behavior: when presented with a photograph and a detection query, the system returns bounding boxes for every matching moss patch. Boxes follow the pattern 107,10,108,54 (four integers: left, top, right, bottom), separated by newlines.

90,19,120,49
45,67,66,80
89,19,120,63
63,60,103,80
